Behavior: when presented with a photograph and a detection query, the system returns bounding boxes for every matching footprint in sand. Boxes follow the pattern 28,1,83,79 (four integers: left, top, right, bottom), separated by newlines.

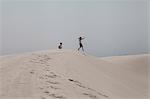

68,78,109,99
30,70,35,74
83,93,97,99
44,90,50,94
38,87,44,90
42,72,61,80
42,90,66,99
30,54,51,65
87,88,109,98
39,72,60,80
46,80,60,84
49,93,66,99
68,79,86,88
49,85,60,90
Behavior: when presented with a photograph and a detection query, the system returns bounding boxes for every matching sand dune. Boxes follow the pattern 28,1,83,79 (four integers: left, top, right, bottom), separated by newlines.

0,50,149,99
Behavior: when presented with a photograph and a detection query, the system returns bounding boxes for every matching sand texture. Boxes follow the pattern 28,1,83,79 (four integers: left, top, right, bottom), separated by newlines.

0,50,149,99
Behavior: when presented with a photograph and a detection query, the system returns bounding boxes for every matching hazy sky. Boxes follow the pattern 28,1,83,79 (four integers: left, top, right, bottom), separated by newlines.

1,0,149,57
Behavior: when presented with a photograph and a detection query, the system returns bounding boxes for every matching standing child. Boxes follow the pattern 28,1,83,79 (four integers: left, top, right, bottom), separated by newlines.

78,37,85,51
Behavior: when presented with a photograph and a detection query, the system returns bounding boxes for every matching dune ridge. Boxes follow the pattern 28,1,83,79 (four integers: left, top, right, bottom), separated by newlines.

0,49,149,99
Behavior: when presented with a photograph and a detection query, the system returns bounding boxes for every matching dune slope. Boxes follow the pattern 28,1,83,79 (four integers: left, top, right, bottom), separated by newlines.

0,50,149,99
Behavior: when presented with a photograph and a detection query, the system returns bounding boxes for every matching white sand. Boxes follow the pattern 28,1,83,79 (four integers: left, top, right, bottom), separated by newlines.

0,49,149,99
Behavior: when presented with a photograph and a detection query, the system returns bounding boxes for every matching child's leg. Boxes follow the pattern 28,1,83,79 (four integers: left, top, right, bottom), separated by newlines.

78,47,80,51
82,47,84,51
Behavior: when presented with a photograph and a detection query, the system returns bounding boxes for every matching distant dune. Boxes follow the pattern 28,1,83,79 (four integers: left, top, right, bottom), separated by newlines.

0,50,149,99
